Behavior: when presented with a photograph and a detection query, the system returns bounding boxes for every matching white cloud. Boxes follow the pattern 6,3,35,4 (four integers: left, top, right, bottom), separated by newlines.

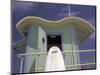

90,32,96,39
71,12,80,16
13,1,39,12
58,12,80,17
87,19,96,27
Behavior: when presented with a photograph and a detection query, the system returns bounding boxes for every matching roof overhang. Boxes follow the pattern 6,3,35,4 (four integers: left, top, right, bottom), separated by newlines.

16,16,95,43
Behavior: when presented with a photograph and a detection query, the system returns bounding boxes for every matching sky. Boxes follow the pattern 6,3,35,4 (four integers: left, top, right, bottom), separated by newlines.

12,0,96,73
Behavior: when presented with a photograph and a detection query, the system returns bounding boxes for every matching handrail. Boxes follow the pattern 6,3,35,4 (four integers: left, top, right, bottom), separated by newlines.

62,49,95,53
18,49,96,73
18,49,95,58
35,62,95,70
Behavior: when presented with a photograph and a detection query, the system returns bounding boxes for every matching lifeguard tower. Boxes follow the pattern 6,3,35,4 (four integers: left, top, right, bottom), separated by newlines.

13,15,95,73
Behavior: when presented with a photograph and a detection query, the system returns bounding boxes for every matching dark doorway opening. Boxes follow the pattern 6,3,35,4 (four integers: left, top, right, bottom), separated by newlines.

47,35,62,52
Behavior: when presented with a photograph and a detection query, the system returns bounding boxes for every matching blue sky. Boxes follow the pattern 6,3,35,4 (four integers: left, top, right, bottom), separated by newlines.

12,1,96,49
12,0,96,73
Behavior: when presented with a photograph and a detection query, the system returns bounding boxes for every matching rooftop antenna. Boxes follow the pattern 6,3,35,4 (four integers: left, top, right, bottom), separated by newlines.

68,4,71,16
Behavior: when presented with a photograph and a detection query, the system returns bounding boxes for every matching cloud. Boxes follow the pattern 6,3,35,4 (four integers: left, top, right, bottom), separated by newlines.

58,12,80,17
89,32,95,39
13,1,39,12
70,12,80,16
86,19,96,27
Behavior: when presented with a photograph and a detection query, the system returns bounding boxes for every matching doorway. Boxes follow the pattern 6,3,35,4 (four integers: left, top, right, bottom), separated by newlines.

47,35,62,52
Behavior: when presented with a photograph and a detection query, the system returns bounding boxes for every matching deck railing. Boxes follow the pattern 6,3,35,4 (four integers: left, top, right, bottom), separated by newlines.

18,49,96,73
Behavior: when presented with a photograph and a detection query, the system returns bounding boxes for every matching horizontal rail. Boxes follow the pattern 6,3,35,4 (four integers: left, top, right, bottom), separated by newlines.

62,49,95,53
66,62,95,67
35,62,95,70
18,49,95,58
18,52,47,58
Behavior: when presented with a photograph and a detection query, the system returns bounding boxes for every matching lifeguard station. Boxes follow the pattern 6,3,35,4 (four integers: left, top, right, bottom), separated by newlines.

13,15,95,73
12,4,96,73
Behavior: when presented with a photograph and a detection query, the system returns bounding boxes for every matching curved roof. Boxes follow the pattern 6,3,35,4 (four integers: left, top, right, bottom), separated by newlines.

16,16,95,43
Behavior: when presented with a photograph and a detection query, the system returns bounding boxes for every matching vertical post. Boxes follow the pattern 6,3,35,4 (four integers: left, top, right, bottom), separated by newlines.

71,25,80,70
68,4,71,16
70,25,75,70
20,57,24,74
36,53,37,72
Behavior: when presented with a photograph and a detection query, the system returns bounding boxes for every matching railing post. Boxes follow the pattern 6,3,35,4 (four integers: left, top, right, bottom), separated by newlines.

20,57,24,74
